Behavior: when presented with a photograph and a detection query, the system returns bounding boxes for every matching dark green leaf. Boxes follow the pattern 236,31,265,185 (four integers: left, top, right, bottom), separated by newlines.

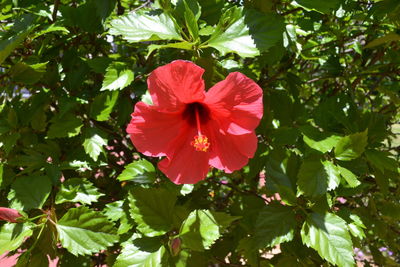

128,187,177,237
89,91,119,121
47,113,83,139
8,176,52,210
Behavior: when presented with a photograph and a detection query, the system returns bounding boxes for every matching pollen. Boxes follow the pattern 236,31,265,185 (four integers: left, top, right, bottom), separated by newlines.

191,135,210,152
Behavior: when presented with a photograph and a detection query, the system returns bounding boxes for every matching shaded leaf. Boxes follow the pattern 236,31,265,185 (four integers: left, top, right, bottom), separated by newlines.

47,113,83,139
128,187,176,237
8,176,52,211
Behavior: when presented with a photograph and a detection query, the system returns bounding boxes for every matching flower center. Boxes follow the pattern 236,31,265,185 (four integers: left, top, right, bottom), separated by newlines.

189,103,210,152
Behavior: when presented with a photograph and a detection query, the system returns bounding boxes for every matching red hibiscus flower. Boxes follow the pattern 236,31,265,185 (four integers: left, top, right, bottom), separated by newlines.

0,207,22,223
127,60,263,184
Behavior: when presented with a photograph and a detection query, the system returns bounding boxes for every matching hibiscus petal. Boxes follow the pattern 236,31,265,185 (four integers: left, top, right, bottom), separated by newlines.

148,60,206,110
208,121,258,173
205,72,263,135
158,127,210,184
127,102,184,157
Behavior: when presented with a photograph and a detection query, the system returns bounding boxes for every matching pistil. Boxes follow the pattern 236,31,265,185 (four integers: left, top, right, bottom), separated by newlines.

190,106,210,152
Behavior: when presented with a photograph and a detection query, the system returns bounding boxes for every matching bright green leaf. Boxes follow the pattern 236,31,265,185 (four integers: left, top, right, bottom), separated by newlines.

109,11,182,42
335,165,361,188
301,212,354,267
101,62,134,91
114,235,165,267
117,160,156,183
303,134,341,153
0,223,33,255
55,178,105,205
83,128,108,161
56,206,119,256
334,130,368,161
104,200,133,235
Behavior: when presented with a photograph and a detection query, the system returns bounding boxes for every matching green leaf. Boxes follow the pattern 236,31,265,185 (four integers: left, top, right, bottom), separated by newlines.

90,91,119,121
297,159,340,197
109,11,182,42
9,62,48,84
100,62,134,91
301,212,354,267
8,176,52,211
294,0,340,14
301,126,341,153
55,178,105,205
253,202,296,248
183,0,200,41
334,130,368,161
147,41,193,56
335,165,361,188
179,209,238,251
82,128,108,161
118,160,156,183
56,206,119,256
104,200,133,235
47,113,83,139
128,187,177,237
207,7,284,57
0,163,3,187
365,149,398,173
0,30,31,65
0,223,33,255
114,235,166,267
365,32,400,48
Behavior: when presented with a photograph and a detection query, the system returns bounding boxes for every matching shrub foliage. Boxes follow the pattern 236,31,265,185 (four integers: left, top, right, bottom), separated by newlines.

0,0,399,266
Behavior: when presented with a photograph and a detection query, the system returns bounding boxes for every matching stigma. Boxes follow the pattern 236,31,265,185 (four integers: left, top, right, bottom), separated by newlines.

191,135,210,152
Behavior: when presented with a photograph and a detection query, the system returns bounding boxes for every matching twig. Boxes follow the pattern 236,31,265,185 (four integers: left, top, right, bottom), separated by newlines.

52,0,60,23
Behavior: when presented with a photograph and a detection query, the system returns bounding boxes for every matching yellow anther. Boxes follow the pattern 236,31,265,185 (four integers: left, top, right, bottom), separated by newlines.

191,135,210,152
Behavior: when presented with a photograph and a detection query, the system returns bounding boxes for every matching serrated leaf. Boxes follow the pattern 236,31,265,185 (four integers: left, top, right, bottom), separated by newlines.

55,178,104,205
297,159,340,197
90,91,119,121
207,7,284,57
301,212,354,267
114,235,165,267
179,209,237,251
0,223,33,255
128,187,176,237
365,149,398,173
83,128,107,161
118,160,156,183
253,202,296,248
0,29,32,65
56,206,119,256
294,0,340,14
104,200,133,235
109,11,182,42
334,130,368,161
47,113,83,139
303,134,341,153
100,62,134,91
8,176,52,211
335,165,361,188
9,62,48,84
